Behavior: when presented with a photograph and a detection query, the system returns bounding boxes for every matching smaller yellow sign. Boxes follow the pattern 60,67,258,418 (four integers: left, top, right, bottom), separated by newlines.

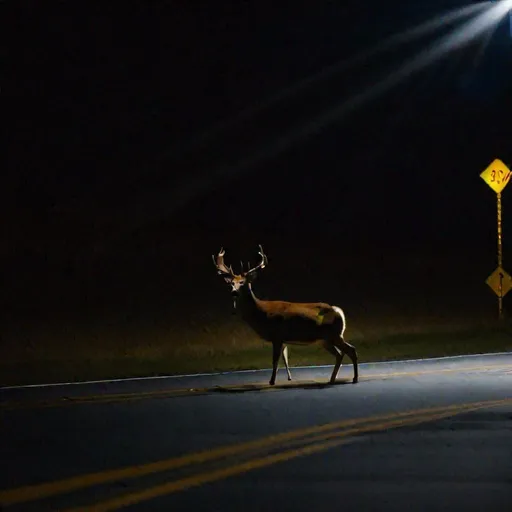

480,159,512,194
486,266,512,298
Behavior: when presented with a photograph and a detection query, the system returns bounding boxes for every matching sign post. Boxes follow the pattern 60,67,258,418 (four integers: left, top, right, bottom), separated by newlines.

480,158,512,319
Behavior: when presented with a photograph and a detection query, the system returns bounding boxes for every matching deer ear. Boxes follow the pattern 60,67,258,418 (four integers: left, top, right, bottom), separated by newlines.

223,276,233,284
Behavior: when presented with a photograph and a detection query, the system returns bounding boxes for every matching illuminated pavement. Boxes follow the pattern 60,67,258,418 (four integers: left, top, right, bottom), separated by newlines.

1,353,511,511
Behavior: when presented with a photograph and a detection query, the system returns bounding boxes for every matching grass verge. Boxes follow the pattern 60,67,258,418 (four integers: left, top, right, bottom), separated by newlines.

1,323,511,387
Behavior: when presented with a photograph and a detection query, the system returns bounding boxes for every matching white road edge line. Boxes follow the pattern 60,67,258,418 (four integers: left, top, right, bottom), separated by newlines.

1,351,511,391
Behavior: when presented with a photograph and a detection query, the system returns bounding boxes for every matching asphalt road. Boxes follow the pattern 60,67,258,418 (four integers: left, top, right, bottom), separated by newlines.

1,353,511,511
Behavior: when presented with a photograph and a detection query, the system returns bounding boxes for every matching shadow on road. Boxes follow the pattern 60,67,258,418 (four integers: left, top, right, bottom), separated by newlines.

210,379,353,393
0,379,363,412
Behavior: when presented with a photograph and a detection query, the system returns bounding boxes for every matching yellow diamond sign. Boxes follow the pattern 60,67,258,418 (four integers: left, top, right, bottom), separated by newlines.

486,266,512,298
480,159,512,194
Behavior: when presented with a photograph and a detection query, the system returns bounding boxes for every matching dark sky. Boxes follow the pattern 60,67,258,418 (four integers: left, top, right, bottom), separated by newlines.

5,0,512,260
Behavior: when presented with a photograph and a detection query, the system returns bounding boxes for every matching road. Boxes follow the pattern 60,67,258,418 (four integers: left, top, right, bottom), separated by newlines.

1,353,511,511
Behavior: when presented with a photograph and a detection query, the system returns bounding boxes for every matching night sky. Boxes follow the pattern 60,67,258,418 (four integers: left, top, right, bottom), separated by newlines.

4,1,512,317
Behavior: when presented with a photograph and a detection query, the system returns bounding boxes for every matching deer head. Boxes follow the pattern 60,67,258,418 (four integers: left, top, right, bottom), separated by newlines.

212,245,268,309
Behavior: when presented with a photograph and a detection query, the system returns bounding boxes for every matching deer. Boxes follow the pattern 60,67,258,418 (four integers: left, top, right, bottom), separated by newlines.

212,245,358,386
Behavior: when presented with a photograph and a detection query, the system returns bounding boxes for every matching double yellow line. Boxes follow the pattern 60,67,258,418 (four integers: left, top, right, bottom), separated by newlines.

2,363,511,411
1,398,510,511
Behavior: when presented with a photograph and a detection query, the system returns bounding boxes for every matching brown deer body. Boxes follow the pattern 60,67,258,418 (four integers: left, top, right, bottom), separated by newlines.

213,246,358,386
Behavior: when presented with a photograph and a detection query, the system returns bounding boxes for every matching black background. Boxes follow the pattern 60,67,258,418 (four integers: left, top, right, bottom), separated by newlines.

3,0,512,328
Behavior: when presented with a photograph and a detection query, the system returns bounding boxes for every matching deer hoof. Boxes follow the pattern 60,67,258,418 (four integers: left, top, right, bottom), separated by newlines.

352,377,358,384
269,380,275,386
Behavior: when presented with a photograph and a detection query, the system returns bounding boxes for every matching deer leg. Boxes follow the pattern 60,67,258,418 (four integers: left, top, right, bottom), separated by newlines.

269,341,283,386
336,338,359,384
323,341,343,384
282,345,292,381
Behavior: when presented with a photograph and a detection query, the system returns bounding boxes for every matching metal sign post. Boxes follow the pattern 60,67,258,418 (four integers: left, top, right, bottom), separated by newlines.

481,158,512,319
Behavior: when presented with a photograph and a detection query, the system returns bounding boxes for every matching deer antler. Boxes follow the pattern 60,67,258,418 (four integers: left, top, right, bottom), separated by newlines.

245,244,268,275
212,247,236,277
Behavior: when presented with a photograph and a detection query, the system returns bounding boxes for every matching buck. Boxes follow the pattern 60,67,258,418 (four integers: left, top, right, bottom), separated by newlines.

212,245,358,386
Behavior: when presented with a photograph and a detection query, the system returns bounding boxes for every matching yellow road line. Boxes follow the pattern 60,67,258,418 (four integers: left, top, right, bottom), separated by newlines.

63,400,511,512
0,398,509,507
2,364,511,411
0,388,209,411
